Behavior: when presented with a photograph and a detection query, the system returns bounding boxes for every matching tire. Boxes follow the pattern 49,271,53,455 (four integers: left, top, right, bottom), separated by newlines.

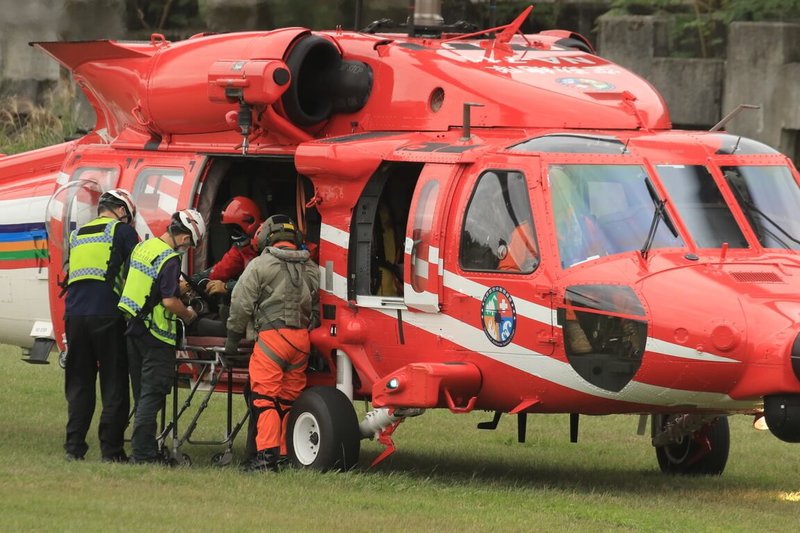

287,386,360,471
211,451,233,467
655,415,730,475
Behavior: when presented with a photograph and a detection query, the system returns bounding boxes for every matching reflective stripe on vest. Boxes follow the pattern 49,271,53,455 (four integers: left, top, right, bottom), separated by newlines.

67,217,120,292
256,337,307,371
118,238,179,345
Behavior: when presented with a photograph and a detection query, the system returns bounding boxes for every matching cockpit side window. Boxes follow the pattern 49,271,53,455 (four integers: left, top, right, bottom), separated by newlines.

70,167,120,191
131,167,184,239
460,170,539,273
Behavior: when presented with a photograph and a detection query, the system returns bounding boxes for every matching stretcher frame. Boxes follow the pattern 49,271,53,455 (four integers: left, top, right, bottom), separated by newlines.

156,337,252,466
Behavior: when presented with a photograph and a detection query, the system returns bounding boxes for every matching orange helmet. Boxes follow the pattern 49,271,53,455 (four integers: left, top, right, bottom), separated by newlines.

221,196,263,244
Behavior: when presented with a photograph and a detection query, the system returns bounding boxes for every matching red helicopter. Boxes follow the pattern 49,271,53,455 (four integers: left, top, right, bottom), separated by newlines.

2,2,800,474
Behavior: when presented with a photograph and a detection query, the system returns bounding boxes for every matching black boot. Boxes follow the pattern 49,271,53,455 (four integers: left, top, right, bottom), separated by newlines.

244,447,280,472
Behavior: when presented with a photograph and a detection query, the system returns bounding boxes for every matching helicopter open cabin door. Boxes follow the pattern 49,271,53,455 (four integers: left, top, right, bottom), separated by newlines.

403,164,460,313
45,178,109,353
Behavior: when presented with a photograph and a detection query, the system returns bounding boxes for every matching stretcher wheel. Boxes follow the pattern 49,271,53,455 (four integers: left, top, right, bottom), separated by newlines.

179,453,192,466
212,451,233,467
58,351,68,370
287,386,360,471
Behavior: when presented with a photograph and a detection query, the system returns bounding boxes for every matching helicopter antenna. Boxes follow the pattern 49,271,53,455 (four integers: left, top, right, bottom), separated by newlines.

461,102,484,141
354,0,362,30
442,5,533,43
496,5,532,44
710,104,760,132
407,0,416,38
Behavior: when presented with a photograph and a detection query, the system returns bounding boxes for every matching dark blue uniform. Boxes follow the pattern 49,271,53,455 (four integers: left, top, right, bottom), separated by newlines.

64,221,138,461
125,255,182,462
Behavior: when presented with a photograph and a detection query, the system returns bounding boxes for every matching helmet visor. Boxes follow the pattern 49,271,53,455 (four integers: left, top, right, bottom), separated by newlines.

225,223,249,244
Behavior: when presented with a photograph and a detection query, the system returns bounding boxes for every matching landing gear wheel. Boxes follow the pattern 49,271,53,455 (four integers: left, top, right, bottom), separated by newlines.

655,415,730,475
179,453,192,466
287,386,361,471
211,450,233,467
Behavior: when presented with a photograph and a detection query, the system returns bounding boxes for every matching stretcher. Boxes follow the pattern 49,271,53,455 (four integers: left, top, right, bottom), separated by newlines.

156,336,253,466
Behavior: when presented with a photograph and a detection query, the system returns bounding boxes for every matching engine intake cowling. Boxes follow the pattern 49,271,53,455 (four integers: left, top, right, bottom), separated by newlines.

281,35,372,126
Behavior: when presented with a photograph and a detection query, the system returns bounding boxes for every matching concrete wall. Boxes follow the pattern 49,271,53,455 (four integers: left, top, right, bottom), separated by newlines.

2,3,799,161
597,14,725,129
0,0,63,101
0,0,124,101
598,15,800,162
724,22,800,158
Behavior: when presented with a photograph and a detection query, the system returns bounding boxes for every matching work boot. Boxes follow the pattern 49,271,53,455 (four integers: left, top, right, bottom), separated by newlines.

565,320,592,354
102,451,129,463
244,448,279,473
64,452,85,462
128,454,173,467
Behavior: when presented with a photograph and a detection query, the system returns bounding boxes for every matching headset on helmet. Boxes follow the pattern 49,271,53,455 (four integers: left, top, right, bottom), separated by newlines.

170,208,206,246
99,188,136,223
221,196,263,244
255,214,303,253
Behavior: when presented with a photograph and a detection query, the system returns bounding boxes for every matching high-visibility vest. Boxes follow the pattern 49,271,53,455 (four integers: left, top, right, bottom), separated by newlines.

118,237,179,345
67,216,123,294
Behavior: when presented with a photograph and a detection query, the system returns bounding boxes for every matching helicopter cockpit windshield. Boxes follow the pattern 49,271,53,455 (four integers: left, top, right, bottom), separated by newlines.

548,164,683,268
722,165,800,250
656,165,748,249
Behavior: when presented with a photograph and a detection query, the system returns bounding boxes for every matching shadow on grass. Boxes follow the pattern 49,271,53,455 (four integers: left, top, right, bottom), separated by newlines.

355,447,778,496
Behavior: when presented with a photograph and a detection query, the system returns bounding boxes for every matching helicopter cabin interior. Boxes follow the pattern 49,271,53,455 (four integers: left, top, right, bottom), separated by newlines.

195,157,423,310
193,156,320,275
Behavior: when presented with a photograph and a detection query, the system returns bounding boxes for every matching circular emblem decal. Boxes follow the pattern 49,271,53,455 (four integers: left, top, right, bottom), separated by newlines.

481,286,517,347
557,77,615,91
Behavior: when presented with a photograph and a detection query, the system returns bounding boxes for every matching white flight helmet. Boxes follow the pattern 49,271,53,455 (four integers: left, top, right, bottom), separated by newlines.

173,208,206,245
99,188,136,223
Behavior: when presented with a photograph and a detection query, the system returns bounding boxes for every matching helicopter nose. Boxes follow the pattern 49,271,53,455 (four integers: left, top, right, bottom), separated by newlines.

763,332,800,442
764,395,800,442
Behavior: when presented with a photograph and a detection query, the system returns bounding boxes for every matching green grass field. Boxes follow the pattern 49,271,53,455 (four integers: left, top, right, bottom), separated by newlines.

1,344,798,532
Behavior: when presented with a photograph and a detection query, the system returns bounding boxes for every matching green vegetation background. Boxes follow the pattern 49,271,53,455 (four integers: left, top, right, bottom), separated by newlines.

1,345,798,531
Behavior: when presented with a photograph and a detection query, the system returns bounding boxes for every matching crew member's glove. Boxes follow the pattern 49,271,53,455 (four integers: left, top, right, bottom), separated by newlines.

206,279,227,295
224,331,243,354
183,306,198,325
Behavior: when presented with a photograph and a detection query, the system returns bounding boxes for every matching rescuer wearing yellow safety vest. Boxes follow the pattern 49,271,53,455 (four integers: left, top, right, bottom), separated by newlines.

63,189,139,462
119,209,206,464
225,215,319,472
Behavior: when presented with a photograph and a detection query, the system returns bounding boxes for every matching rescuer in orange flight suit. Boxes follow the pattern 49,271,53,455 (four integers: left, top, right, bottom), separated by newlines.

224,215,319,472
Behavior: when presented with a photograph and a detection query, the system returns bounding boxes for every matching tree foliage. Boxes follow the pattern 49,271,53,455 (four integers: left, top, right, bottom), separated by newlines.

126,0,201,31
611,0,800,58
